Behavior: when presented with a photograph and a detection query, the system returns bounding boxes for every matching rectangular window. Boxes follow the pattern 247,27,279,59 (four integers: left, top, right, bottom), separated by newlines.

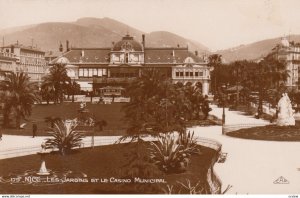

180,72,184,77
199,72,204,76
176,72,179,77
93,68,98,76
88,69,93,77
103,69,107,76
195,72,199,77
185,72,189,77
190,72,193,76
98,69,103,76
83,69,88,77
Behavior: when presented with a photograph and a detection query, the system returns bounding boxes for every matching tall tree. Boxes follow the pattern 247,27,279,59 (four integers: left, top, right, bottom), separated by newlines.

208,54,222,94
42,64,70,104
238,58,288,116
0,72,40,128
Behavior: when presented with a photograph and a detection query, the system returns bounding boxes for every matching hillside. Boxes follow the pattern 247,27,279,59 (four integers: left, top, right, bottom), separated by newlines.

218,35,300,63
0,17,209,54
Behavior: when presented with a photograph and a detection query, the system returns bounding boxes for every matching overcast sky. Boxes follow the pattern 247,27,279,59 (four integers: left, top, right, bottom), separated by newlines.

0,0,300,51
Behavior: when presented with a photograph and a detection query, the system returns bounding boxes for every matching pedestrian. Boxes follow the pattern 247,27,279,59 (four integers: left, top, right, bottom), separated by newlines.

32,122,37,138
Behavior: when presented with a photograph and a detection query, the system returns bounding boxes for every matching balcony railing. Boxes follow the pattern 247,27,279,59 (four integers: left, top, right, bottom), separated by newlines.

93,77,137,84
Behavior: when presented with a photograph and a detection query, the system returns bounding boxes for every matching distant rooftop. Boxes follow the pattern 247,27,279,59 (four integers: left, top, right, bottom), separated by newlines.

2,43,45,53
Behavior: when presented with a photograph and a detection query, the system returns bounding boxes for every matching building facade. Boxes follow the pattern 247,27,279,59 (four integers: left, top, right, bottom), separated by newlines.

270,37,300,89
0,51,18,80
1,44,47,82
51,34,212,95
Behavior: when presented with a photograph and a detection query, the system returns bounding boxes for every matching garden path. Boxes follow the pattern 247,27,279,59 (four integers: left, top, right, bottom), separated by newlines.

191,105,300,194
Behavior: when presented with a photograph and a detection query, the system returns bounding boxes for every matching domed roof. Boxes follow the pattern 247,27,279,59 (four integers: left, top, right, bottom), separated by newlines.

184,57,195,64
56,56,70,64
112,34,143,51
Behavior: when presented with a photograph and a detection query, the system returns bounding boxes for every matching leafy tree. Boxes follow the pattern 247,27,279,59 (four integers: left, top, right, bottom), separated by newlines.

66,80,81,102
0,72,40,128
230,58,288,115
183,83,204,120
40,83,55,104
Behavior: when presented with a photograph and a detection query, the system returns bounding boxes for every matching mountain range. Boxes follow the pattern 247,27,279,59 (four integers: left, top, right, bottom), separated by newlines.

217,35,300,63
0,17,299,62
0,17,209,55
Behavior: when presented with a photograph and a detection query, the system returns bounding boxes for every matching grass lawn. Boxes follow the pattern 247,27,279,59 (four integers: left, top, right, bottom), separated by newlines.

3,102,128,136
0,142,217,194
3,102,220,137
227,123,300,141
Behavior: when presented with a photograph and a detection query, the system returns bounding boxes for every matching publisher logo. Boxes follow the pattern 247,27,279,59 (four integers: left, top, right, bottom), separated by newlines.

273,176,289,184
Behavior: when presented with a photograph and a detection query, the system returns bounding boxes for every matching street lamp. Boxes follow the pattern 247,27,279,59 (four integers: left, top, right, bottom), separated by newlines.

221,84,226,134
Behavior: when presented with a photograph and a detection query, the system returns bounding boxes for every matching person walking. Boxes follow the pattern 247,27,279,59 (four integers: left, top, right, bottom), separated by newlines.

32,122,37,138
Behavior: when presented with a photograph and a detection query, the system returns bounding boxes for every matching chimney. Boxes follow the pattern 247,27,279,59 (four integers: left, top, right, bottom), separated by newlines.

59,42,63,52
195,51,198,56
11,45,14,54
66,40,70,52
142,34,145,49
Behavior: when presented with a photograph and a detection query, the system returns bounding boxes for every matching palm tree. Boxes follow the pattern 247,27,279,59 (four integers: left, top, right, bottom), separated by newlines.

208,54,222,94
42,64,70,104
0,72,40,128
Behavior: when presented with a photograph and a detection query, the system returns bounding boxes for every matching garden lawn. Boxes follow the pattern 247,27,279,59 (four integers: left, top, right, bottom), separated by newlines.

3,102,128,136
0,142,217,194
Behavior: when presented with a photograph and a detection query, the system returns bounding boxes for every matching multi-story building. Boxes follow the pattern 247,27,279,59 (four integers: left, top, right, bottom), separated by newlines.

51,34,212,95
1,43,47,82
270,37,300,89
0,50,17,81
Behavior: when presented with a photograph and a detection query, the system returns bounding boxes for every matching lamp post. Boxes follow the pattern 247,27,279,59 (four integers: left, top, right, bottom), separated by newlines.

221,84,226,134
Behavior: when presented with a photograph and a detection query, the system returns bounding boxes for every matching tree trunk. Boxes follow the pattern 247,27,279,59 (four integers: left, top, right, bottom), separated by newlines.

3,111,10,128
16,115,21,129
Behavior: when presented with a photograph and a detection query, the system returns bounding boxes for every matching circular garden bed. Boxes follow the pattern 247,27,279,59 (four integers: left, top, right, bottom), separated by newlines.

227,124,300,141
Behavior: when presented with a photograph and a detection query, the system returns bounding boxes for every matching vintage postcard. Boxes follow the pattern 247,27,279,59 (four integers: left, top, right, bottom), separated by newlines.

0,0,299,197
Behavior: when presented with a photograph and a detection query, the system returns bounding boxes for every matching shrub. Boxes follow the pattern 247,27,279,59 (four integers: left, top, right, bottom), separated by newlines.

44,116,61,128
177,130,199,155
149,133,189,173
45,119,84,155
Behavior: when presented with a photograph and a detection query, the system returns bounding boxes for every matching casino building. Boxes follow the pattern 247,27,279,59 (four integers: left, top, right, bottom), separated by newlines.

51,34,212,96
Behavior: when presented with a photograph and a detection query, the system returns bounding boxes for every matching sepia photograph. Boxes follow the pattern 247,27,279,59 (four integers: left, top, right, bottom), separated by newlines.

0,0,300,196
